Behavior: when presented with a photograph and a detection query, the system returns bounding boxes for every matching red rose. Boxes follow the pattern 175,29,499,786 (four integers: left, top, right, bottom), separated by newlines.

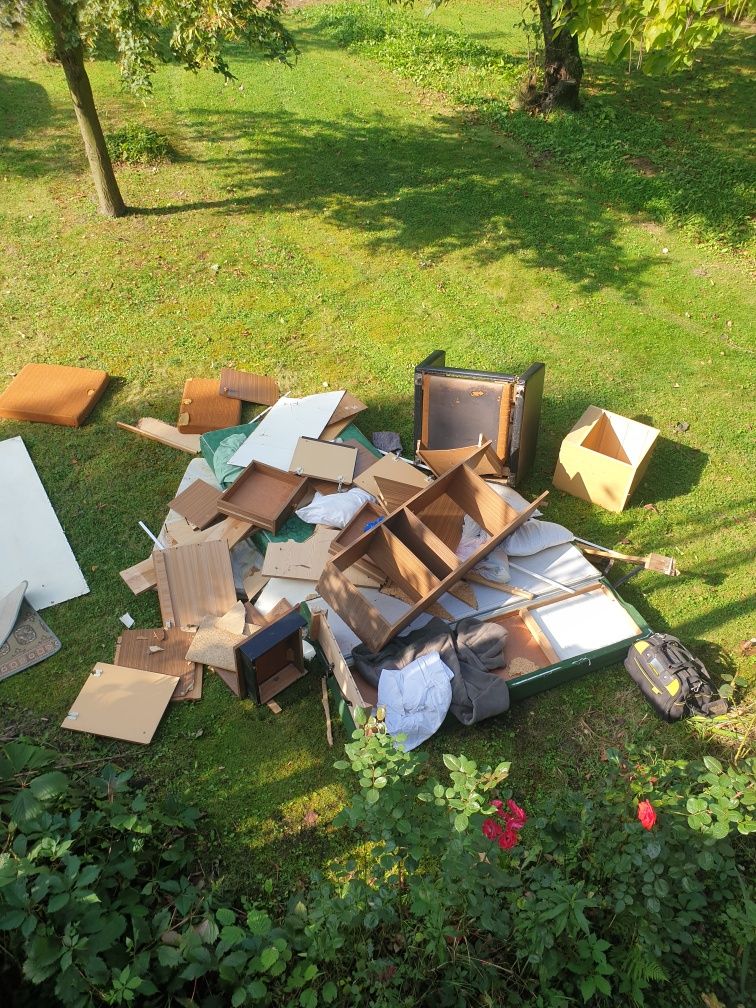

497,827,519,850
637,799,656,830
505,799,527,830
482,818,503,840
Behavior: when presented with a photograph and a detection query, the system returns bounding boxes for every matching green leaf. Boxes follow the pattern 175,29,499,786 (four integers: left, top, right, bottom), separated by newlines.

703,755,723,774
232,988,247,1007
29,771,69,801
0,909,26,930
365,788,380,805
300,989,317,1008
260,946,279,971
453,813,469,832
709,820,730,839
686,797,707,814
322,980,337,1004
216,907,236,926
9,789,43,824
247,980,267,1000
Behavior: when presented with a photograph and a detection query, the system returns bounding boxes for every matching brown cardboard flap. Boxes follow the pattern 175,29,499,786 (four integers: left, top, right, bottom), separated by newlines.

62,664,176,744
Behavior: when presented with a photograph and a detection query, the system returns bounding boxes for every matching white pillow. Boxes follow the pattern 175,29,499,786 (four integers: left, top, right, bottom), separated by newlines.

295,488,375,529
505,519,573,557
485,482,543,517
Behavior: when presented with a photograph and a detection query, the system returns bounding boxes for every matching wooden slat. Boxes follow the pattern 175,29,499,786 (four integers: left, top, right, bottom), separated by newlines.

117,418,200,454
310,610,372,713
519,608,560,664
120,555,156,595
385,508,458,579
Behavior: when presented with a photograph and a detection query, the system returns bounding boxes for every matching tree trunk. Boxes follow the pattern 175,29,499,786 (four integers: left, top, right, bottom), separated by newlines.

536,0,583,112
44,0,126,217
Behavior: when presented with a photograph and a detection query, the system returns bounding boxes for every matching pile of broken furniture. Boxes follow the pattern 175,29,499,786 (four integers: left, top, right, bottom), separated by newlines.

0,355,677,747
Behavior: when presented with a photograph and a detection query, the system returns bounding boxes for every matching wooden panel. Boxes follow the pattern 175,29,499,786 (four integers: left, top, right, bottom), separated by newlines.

367,526,442,601
374,475,423,514
318,563,392,648
117,418,200,454
444,464,520,535
417,440,504,478
258,662,307,704
0,363,108,427
495,382,514,461
178,378,241,434
341,438,378,477
320,417,352,440
219,368,280,405
168,479,223,530
289,437,357,484
114,627,201,701
62,664,176,744
354,453,430,501
327,391,368,426
413,497,465,551
153,540,236,629
218,462,307,532
120,555,156,595
384,509,458,579
519,609,560,664
262,527,379,587
309,610,372,713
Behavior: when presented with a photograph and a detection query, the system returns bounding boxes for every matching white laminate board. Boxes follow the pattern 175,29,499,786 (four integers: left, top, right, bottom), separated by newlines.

531,589,642,660
506,543,600,593
228,392,345,469
0,437,89,610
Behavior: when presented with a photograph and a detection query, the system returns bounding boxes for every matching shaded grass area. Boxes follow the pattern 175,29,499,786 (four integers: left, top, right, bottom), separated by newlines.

0,1,754,893
307,1,756,252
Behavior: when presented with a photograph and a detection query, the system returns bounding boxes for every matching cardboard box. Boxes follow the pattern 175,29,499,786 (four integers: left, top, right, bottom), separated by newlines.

552,407,659,513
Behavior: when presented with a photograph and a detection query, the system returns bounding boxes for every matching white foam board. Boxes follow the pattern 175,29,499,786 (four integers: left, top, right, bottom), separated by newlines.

228,391,345,469
0,437,89,610
531,589,641,660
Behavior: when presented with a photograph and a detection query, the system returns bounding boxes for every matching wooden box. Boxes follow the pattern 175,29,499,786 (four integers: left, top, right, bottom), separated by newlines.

217,461,308,532
317,462,547,652
553,406,659,513
414,351,545,485
236,610,307,704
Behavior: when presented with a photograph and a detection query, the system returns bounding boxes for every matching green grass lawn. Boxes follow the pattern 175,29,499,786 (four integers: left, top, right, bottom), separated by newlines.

0,1,753,895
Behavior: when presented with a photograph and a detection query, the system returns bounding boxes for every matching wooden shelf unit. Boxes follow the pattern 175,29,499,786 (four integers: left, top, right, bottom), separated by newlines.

318,462,547,652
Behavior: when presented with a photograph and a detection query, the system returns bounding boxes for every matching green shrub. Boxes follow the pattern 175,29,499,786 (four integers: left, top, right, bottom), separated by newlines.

107,124,174,165
25,1,56,61
1,735,753,1007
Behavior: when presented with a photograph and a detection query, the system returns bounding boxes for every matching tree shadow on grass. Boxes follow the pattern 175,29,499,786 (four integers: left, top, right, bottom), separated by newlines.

133,109,658,296
0,72,79,178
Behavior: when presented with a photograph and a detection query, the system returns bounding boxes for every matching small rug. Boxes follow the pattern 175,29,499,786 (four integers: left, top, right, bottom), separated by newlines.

0,601,61,683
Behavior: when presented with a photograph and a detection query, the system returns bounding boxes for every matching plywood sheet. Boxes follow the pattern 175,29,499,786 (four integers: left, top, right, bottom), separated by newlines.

0,363,108,427
262,527,379,587
120,555,157,595
62,663,176,744
326,391,368,426
354,453,430,501
228,391,345,469
178,378,241,435
0,436,89,610
168,479,223,530
219,368,280,405
153,540,236,628
114,627,201,701
290,437,357,484
117,418,200,454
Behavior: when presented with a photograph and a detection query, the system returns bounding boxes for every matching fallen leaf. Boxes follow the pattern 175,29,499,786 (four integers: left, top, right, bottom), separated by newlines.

643,504,658,514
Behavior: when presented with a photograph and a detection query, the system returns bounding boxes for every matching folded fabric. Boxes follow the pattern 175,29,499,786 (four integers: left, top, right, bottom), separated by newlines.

378,653,454,750
295,487,374,528
353,616,510,727
504,519,573,557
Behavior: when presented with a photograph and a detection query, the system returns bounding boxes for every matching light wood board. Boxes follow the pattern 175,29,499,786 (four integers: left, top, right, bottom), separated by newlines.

228,391,344,469
62,663,176,744
289,437,357,484
117,418,200,454
153,540,237,628
262,527,379,587
326,391,367,426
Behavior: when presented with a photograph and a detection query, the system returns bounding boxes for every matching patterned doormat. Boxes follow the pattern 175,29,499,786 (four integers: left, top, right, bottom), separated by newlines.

0,601,61,683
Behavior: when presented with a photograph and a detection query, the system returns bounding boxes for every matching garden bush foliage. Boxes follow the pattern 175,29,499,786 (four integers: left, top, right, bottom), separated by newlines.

107,124,175,165
0,735,753,1006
